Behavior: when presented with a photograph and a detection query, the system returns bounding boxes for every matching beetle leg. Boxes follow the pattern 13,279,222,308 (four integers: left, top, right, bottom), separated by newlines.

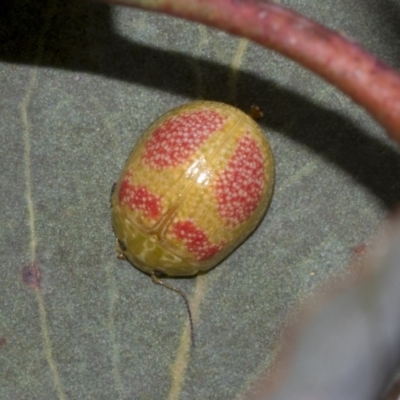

116,239,127,260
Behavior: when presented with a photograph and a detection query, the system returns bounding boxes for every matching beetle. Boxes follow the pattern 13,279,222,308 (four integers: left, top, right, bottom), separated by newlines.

110,101,275,343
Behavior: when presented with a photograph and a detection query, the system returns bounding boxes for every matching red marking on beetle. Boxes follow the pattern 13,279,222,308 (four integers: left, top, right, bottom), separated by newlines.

215,134,265,226
21,263,41,289
119,175,162,220
171,220,223,261
142,110,226,169
0,337,7,348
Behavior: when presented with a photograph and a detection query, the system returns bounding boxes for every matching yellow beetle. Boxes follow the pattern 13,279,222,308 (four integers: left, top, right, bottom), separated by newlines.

110,101,274,344
111,101,274,277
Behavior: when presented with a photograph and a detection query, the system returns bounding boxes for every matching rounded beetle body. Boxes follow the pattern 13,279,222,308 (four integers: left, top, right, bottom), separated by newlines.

111,101,274,277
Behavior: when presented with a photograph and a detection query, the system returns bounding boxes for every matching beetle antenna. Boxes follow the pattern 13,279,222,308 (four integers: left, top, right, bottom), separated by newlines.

151,272,195,349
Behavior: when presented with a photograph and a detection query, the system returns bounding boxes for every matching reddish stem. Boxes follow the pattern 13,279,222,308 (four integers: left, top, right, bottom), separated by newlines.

105,0,400,143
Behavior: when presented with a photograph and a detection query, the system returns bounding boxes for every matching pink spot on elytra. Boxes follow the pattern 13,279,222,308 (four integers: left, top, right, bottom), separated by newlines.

119,175,162,220
143,109,226,169
171,220,223,261
215,134,265,226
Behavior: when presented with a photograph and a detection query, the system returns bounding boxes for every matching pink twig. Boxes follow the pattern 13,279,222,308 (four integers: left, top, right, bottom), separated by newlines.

103,0,400,143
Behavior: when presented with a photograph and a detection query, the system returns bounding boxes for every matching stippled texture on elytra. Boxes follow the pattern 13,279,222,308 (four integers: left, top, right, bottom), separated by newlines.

111,101,274,274
142,110,226,169
171,220,224,261
215,133,265,226
119,172,163,220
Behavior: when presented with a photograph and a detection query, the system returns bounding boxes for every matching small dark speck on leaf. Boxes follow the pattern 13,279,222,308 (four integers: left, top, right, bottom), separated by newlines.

0,337,7,348
353,243,367,256
21,263,41,289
